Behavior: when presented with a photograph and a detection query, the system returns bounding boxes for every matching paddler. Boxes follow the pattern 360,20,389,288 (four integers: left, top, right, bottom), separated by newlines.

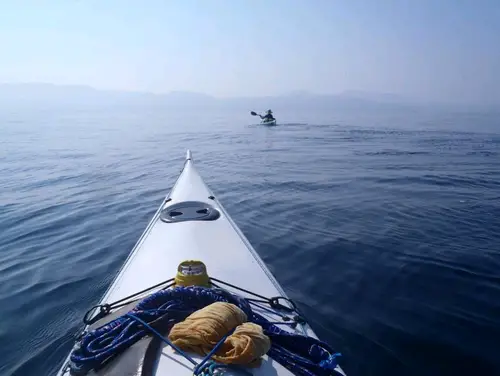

260,109,275,121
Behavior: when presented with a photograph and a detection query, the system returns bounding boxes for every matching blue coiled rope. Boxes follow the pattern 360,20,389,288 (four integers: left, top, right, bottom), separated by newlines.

69,286,341,376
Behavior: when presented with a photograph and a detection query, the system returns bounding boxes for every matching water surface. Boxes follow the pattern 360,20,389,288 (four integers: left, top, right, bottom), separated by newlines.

1,105,499,376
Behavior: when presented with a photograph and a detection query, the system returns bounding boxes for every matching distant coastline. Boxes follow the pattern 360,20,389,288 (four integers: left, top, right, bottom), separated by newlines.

0,83,497,111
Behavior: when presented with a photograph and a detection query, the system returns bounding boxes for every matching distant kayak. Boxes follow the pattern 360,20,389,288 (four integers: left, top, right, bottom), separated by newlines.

251,110,277,126
261,119,277,126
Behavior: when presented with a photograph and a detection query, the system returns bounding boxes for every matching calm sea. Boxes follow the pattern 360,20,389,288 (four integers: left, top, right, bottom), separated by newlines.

1,105,499,376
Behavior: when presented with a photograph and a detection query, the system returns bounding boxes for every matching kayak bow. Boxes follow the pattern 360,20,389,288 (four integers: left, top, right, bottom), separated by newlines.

57,151,345,376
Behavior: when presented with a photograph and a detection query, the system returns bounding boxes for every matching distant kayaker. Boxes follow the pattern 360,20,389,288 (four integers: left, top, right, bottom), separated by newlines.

260,110,275,121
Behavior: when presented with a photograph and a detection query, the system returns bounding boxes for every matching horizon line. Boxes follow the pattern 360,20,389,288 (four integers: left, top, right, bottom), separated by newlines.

0,82,497,107
0,81,407,99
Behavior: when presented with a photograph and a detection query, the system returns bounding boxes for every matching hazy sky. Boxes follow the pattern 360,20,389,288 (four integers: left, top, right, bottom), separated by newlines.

0,0,499,103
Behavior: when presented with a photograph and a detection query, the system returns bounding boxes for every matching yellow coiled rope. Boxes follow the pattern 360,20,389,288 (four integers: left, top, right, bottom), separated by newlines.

168,302,271,366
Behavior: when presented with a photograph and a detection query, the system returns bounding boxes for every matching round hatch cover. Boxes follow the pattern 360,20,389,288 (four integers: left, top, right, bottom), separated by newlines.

160,201,220,223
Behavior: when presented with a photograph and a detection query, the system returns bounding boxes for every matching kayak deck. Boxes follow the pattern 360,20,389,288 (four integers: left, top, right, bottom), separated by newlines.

97,152,288,308
58,151,344,376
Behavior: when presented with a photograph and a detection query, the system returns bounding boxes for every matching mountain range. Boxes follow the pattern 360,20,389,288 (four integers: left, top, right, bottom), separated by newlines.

0,83,495,110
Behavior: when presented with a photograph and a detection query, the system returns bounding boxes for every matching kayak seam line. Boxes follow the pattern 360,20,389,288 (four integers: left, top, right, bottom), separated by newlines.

100,200,165,303
213,198,288,298
188,159,285,297
98,161,188,304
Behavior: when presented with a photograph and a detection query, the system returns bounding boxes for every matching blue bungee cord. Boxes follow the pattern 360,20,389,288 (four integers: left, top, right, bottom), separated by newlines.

69,286,341,376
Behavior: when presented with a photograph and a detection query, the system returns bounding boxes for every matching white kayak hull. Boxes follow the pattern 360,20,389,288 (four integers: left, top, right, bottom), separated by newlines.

260,119,277,126
57,150,344,376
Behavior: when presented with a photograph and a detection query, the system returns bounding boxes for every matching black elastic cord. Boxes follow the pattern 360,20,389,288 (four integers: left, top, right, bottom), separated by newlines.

83,276,304,327
83,278,175,325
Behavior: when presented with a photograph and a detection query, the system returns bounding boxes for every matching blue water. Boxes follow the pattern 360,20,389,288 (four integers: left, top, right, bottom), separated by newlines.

1,105,499,376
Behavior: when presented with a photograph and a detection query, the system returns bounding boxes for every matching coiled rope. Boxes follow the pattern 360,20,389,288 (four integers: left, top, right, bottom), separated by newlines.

69,286,341,376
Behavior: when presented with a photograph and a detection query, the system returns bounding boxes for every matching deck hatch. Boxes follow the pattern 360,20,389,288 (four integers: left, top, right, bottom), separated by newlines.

160,201,220,223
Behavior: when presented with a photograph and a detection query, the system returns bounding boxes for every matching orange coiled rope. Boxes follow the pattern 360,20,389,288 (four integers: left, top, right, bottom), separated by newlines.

168,302,271,366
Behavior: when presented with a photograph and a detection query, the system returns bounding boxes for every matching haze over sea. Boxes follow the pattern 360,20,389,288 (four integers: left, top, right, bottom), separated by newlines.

0,89,499,376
